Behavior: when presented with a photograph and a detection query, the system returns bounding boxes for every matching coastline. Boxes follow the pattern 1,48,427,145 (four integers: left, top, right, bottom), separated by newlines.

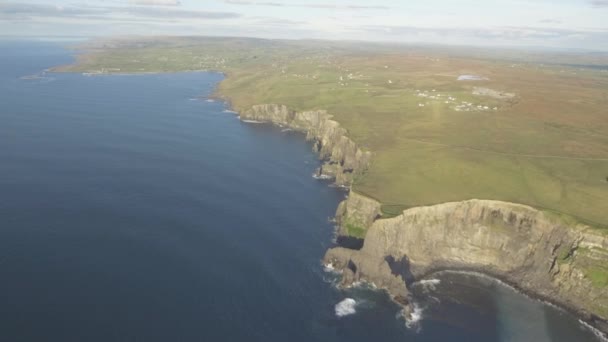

216,97,608,336
416,269,608,342
420,268,608,339
52,64,608,336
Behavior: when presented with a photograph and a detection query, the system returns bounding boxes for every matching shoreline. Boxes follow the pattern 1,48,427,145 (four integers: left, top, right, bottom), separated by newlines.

54,66,608,336
209,71,608,336
418,268,608,340
225,100,608,337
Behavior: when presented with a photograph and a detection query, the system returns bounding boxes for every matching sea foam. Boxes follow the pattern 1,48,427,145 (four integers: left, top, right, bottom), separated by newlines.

419,278,440,286
323,263,335,272
405,304,424,330
416,278,441,291
335,298,357,317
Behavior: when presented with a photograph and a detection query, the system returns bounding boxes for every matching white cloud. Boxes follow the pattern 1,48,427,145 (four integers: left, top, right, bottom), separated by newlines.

590,0,608,8
223,1,390,10
0,2,239,20
129,0,181,6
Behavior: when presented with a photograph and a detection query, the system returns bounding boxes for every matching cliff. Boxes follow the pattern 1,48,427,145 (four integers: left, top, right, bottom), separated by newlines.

334,191,381,238
238,103,608,332
325,197,608,331
241,104,372,187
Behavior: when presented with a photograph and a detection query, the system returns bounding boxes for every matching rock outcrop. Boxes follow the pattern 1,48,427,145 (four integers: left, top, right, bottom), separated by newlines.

334,191,381,237
325,198,608,331
240,104,371,187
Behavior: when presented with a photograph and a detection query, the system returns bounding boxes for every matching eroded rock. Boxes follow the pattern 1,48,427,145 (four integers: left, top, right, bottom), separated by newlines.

325,199,608,331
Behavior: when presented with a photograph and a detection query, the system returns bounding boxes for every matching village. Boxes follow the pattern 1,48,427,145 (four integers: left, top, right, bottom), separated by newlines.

415,89,499,112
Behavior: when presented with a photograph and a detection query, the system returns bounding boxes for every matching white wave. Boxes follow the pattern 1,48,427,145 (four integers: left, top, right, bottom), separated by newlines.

578,319,608,342
281,128,293,132
223,110,237,114
312,173,333,180
241,119,264,124
335,298,357,317
416,278,441,291
433,270,520,293
419,278,440,286
430,270,608,337
405,304,424,330
205,99,215,102
324,263,336,272
331,184,349,190
347,280,377,289
347,281,363,288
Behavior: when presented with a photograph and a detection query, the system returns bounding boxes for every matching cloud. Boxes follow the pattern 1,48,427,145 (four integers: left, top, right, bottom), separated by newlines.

0,2,239,21
130,0,181,5
359,25,608,42
0,3,103,18
590,0,608,7
539,19,562,24
125,7,239,19
250,16,306,27
223,1,390,10
224,0,283,6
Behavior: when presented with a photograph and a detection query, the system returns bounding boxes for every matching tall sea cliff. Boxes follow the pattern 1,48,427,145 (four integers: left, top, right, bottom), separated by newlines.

242,104,371,187
237,103,608,334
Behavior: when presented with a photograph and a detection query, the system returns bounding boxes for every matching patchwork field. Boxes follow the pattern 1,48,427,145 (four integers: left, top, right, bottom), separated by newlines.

57,37,608,227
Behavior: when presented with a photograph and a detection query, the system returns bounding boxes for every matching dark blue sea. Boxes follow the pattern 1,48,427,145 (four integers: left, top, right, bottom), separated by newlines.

0,41,603,342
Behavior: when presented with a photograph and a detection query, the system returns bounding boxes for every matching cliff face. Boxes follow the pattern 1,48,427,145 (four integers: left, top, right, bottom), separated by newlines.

241,104,371,187
334,191,381,237
325,198,608,328
239,103,608,331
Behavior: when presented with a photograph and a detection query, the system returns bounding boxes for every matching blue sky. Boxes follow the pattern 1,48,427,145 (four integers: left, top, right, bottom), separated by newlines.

1,0,607,50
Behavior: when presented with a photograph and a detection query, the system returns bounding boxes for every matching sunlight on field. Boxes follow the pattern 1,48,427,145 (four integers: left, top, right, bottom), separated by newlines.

58,37,608,226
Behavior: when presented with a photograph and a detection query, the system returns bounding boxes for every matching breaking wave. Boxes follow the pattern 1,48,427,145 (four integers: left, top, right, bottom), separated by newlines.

335,298,357,317
401,303,424,331
407,305,424,327
323,262,337,273
419,278,440,286
578,319,608,342
415,278,441,292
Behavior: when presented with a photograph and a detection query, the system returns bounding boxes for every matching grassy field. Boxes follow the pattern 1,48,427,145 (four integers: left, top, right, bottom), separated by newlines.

56,37,608,227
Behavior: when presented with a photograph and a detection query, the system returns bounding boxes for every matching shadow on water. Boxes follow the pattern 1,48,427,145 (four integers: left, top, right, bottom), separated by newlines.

410,271,604,342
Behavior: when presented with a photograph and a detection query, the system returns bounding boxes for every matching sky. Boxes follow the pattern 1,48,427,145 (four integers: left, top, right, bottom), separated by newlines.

1,0,607,50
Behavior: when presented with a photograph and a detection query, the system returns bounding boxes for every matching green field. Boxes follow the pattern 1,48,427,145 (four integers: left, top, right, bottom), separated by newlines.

56,37,608,227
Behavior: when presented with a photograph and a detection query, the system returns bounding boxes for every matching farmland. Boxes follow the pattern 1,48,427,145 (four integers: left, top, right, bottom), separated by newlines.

57,37,608,226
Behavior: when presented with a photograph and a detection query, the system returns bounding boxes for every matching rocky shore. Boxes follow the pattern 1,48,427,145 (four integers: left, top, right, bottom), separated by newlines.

236,103,608,334
240,104,371,187
325,196,608,333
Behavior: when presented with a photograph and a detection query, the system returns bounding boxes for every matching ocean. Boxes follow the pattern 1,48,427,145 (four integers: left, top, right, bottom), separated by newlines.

0,41,602,342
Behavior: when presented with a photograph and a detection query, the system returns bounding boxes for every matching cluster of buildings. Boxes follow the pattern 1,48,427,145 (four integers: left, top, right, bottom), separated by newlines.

415,89,498,112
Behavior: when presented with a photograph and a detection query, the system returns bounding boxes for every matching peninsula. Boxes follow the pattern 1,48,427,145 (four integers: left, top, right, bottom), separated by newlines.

55,36,608,332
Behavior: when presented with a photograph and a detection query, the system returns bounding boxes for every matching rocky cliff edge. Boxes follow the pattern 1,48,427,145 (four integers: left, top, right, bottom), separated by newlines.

238,103,608,333
325,197,608,331
240,104,371,187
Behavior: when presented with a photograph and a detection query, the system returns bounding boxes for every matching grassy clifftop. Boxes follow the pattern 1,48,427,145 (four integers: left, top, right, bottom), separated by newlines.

56,36,608,226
